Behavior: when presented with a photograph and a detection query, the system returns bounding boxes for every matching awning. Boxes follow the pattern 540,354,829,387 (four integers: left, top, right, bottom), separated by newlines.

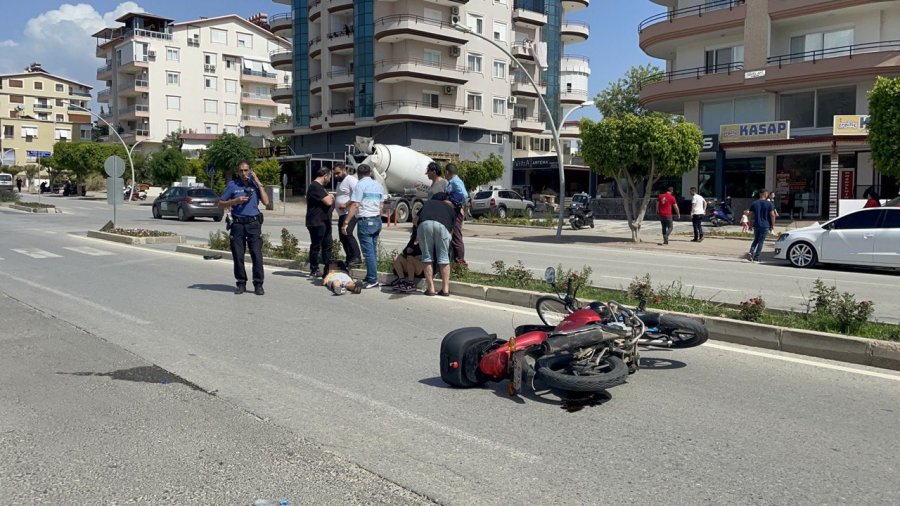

719,134,869,155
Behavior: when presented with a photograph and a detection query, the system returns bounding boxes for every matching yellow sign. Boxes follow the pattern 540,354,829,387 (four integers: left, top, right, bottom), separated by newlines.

719,121,790,143
833,115,869,136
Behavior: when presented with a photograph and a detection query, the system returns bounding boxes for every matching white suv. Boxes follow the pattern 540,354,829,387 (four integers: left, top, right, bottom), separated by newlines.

470,189,535,219
0,173,14,195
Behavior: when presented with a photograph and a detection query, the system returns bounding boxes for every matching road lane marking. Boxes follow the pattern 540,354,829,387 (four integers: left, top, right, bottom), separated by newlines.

63,246,115,256
704,343,900,382
11,248,62,259
0,272,151,325
260,363,540,463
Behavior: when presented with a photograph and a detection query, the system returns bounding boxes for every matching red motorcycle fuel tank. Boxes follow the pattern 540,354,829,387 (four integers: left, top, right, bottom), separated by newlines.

478,330,547,379
554,307,601,332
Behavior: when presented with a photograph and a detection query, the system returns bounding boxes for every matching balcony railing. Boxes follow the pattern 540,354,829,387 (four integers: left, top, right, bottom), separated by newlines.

98,64,112,73
562,54,590,64
242,115,275,122
326,25,354,39
119,105,149,115
130,28,172,40
34,103,52,110
767,40,900,66
327,69,354,78
310,111,323,120
68,105,87,111
374,14,461,31
308,0,321,11
375,58,469,74
374,100,466,114
69,90,92,97
123,129,150,137
562,20,590,30
242,92,273,100
270,12,291,23
639,0,745,32
118,79,149,91
639,61,744,87
329,107,355,115
310,74,322,83
242,68,277,79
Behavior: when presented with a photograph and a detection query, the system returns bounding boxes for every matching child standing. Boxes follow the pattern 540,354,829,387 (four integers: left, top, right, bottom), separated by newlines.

740,210,750,233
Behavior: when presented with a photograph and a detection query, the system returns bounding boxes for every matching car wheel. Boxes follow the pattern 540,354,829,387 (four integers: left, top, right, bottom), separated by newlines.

177,207,188,222
152,205,161,219
497,206,507,219
524,207,534,219
213,215,222,222
787,242,817,268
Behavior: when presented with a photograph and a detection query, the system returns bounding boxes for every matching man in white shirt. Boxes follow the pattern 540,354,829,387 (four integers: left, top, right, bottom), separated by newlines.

690,186,707,242
334,163,362,266
343,164,385,288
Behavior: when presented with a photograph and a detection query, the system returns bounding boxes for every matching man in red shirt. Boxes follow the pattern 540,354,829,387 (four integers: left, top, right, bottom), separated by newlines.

656,186,680,245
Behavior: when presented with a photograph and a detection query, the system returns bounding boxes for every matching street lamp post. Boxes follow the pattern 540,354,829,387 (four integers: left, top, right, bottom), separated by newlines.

63,101,140,201
450,23,592,237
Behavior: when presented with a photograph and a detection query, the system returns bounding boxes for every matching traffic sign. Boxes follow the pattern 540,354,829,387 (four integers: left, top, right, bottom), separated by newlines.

104,155,126,178
206,164,215,176
107,177,124,204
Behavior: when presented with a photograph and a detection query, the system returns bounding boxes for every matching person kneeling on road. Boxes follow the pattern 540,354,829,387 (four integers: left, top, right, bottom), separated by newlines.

391,225,424,293
323,261,362,295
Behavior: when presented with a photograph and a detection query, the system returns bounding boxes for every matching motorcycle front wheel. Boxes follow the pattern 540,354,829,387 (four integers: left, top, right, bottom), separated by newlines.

570,219,582,230
536,296,571,326
535,354,628,392
658,315,708,348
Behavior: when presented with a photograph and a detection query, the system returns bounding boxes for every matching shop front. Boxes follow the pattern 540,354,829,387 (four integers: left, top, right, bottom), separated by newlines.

511,155,594,201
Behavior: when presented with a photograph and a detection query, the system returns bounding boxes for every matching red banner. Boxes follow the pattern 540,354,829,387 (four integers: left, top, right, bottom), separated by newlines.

840,171,855,199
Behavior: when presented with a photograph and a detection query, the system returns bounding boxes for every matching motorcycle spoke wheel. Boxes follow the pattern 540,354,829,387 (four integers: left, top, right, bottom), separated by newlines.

536,354,628,392
536,296,570,327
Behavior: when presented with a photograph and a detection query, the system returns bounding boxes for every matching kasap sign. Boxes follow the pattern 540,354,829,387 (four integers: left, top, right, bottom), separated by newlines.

833,115,869,136
719,121,790,143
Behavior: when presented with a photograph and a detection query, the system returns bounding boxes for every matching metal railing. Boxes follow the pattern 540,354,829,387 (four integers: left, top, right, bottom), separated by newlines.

270,12,292,23
98,88,111,96
310,111,323,119
242,115,275,122
68,105,86,111
638,61,744,87
326,25,354,39
639,0,745,32
308,0,321,11
327,69,354,78
309,74,322,83
130,28,172,40
374,14,461,31
242,92,273,100
560,88,589,96
33,103,52,110
329,107,355,115
767,40,900,66
123,129,150,137
374,58,468,74
512,113,543,122
374,100,467,114
562,54,590,64
269,48,293,57
98,64,112,73
242,68,277,79
118,80,149,91
69,90,92,97
561,20,590,30
273,84,293,93
119,105,149,115
512,75,547,86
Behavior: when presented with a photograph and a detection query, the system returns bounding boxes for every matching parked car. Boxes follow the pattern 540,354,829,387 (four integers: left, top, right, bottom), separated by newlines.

470,189,535,219
773,207,900,269
152,186,224,222
884,196,900,207
0,173,13,195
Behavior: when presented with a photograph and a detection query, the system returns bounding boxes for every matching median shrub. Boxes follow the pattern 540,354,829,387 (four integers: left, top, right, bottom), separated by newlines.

738,296,766,322
491,260,534,285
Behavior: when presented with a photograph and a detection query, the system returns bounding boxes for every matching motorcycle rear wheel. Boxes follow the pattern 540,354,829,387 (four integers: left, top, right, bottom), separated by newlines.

658,315,708,348
535,354,628,392
536,296,571,326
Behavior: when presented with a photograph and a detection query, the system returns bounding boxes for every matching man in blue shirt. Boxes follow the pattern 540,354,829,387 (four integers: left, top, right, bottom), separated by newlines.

747,188,776,263
342,164,385,288
444,163,467,266
219,161,270,294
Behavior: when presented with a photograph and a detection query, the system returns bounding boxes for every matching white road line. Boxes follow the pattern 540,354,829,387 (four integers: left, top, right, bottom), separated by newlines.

11,248,62,259
27,229,57,234
260,363,540,463
63,246,115,256
0,272,151,325
692,285,739,292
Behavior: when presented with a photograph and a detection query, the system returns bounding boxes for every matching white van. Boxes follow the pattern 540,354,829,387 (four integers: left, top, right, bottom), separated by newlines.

0,173,14,195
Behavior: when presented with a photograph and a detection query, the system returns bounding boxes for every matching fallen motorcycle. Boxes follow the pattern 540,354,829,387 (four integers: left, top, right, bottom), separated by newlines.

439,268,708,397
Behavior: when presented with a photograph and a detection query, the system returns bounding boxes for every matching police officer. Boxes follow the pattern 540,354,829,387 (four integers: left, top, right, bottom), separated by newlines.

219,161,270,295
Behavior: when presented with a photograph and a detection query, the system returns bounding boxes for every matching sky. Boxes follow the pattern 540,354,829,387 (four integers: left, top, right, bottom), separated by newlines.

0,1,663,121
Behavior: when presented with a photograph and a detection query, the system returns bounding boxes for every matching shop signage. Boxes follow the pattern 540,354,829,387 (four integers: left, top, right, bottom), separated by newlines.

719,121,790,143
840,171,855,199
744,70,766,79
513,156,558,170
26,150,52,158
833,115,869,136
701,135,718,152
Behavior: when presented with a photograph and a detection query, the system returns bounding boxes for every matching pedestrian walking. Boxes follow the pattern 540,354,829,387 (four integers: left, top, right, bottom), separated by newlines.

219,161,270,295
16,177,23,193
444,163,467,265
343,164,385,289
415,193,457,296
656,186,680,245
334,163,362,266
689,187,707,242
747,188,776,263
306,166,334,279
740,210,750,233
425,162,449,199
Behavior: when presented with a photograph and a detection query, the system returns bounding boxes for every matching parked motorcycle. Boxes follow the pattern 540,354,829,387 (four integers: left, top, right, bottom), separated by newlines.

706,199,734,227
568,192,594,230
439,268,708,397
124,185,147,201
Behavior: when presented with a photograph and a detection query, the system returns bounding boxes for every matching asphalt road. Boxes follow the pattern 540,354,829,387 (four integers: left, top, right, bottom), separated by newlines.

2,200,900,504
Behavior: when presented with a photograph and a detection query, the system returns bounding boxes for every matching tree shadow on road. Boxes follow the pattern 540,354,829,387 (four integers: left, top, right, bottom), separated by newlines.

187,283,237,292
509,235,632,246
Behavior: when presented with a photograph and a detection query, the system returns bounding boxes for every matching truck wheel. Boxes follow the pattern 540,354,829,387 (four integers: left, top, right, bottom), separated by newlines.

411,200,423,219
394,201,410,223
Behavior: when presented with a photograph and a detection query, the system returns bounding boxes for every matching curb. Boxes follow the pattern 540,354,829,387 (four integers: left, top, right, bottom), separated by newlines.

88,230,186,245
9,204,61,213
174,244,899,372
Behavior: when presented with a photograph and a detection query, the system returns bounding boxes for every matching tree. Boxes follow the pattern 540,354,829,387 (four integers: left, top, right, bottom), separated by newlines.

149,147,187,186
252,158,282,186
455,154,505,191
868,76,900,179
203,133,256,182
581,114,702,242
593,64,664,119
47,141,127,184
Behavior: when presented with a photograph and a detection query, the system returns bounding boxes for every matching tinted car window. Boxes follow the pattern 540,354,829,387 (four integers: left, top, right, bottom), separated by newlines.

188,188,218,198
831,210,882,230
881,210,900,229
474,191,492,199
508,191,522,200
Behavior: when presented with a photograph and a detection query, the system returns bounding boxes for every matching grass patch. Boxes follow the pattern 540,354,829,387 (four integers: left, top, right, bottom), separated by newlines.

106,228,176,237
16,202,56,209
473,215,561,228
0,192,21,203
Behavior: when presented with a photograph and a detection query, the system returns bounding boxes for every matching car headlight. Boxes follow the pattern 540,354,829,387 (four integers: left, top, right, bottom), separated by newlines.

777,233,790,242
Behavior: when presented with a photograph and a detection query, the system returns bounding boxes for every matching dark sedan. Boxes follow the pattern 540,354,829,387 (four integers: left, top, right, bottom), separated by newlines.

152,186,224,222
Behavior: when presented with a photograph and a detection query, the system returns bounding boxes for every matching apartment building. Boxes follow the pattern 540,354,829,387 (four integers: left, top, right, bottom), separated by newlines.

94,12,292,153
0,63,92,167
269,0,591,195
638,0,900,218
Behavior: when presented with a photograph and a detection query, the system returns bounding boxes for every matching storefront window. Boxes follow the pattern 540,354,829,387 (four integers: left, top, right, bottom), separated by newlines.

777,154,820,215
698,160,715,197
780,92,815,128
816,86,856,128
724,158,765,199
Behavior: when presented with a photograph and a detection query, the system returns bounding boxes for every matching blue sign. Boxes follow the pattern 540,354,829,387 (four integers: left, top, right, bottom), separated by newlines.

205,164,215,176
27,150,52,158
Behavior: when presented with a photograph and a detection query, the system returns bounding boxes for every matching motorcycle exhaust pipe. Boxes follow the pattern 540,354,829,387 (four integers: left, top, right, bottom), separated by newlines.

542,328,614,355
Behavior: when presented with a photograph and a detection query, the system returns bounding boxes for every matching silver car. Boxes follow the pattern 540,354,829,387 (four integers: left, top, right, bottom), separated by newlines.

470,189,535,219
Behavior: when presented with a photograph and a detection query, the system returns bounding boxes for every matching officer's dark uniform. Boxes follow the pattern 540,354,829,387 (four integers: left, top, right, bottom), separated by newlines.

221,178,264,294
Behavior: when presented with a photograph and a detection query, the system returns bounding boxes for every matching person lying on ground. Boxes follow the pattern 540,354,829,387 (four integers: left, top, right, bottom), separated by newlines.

322,261,362,295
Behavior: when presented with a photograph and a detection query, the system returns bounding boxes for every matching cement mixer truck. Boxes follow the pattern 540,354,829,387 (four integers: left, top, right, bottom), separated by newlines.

344,136,436,223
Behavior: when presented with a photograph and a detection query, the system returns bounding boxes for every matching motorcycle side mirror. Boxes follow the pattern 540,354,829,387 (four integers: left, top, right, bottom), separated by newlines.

543,267,556,285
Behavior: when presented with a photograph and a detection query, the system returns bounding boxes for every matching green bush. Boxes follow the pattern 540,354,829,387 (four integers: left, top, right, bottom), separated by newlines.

208,230,229,250
807,278,875,334
626,273,655,306
1,192,21,203
738,296,766,322
331,239,344,261
491,260,534,285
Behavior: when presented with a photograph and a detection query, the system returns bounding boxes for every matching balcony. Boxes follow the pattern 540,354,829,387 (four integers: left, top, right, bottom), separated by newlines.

97,88,111,103
511,115,546,133
310,110,324,130
310,74,322,95
242,115,274,128
121,129,150,142
561,21,590,44
769,0,882,20
560,87,589,105
33,103,52,110
374,59,468,86
327,69,354,90
511,42,535,61
422,0,469,5
119,55,150,74
562,0,589,12
309,36,322,59
270,49,293,71
327,0,353,14
272,84,293,103
510,77,546,97
269,12,292,36
374,15,468,47
765,41,900,89
241,68,278,84
326,29,354,54
639,0,746,59
328,107,355,126
118,79,149,97
374,100,468,125
561,54,590,73
118,104,150,120
638,62,745,113
69,89,92,98
272,122,294,136
560,121,581,139
308,0,322,21
97,63,112,80
513,0,547,27
242,92,276,106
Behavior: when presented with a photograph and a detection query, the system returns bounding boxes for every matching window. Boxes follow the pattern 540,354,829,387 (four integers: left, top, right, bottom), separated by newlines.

882,210,900,229
54,128,70,140
701,96,768,134
530,138,551,151
236,32,252,48
492,60,506,79
816,86,855,128
467,53,483,73
8,79,22,88
3,125,13,138
423,92,439,108
225,102,239,116
705,45,743,74
33,81,43,90
9,95,23,103
37,113,48,121
831,211,881,230
204,123,217,134
780,91,814,128
167,120,182,133
56,114,64,122
492,97,506,115
167,72,180,85
492,21,507,43
225,79,238,93
790,28,853,61
204,100,217,113
55,84,64,92
166,47,179,61
210,28,227,44
166,95,181,110
514,135,525,150
424,49,441,67
205,76,217,90
466,92,482,111
21,126,38,138
56,99,64,107
204,53,216,65
466,14,484,35
490,132,504,144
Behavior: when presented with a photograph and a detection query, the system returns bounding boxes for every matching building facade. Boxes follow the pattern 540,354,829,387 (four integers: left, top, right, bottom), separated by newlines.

269,0,591,196
0,63,92,167
639,0,900,218
94,13,292,153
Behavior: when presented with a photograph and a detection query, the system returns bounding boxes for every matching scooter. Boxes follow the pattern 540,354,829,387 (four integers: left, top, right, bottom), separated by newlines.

124,185,147,200
568,192,594,230
707,201,734,227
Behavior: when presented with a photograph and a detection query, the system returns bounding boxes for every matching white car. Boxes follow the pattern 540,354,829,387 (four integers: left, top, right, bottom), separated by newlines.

773,207,900,268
